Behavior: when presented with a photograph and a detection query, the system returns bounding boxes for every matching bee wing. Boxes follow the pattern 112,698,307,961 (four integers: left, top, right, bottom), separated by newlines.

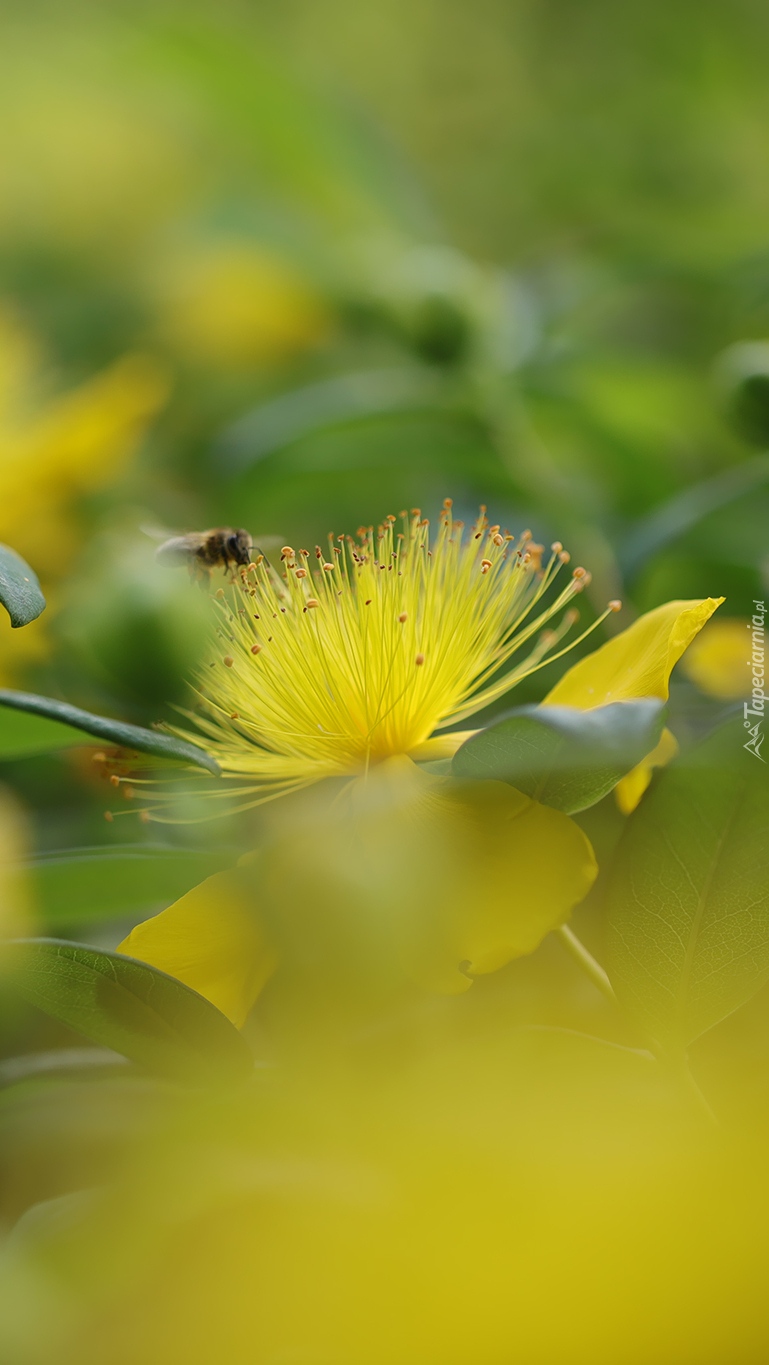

155,534,203,566
140,522,178,543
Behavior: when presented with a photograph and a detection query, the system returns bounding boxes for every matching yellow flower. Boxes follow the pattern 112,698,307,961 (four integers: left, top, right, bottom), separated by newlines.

118,515,722,1026
160,505,605,809
543,596,724,811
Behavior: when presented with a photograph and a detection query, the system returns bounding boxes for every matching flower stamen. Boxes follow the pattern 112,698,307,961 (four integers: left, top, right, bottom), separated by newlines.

128,505,618,819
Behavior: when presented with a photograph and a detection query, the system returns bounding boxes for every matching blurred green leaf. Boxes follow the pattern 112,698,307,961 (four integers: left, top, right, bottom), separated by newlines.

2,939,253,1084
216,367,444,472
0,1047,128,1089
452,701,666,813
606,720,769,1053
619,455,769,578
715,341,769,445
139,17,433,235
0,544,45,629
22,844,233,930
0,690,219,773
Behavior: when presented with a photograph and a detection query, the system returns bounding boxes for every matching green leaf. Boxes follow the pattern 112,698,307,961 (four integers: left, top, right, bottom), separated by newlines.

0,544,46,628
619,453,769,578
21,843,232,930
0,690,220,773
605,719,769,1053
452,700,666,813
1,938,253,1084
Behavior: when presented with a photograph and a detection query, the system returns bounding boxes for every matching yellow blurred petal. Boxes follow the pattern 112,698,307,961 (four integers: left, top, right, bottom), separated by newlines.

543,598,724,710
407,730,478,762
404,778,598,993
0,307,40,422
0,354,169,579
118,871,276,1028
614,726,679,815
680,617,754,700
272,758,597,998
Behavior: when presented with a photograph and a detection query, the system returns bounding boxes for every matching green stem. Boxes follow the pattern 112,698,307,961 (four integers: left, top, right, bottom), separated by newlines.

555,925,618,1005
555,926,718,1126
659,1052,719,1126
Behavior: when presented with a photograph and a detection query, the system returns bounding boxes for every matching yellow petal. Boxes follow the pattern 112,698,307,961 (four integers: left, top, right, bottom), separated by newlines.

614,726,679,815
402,778,598,993
680,617,754,701
263,759,597,999
543,598,724,710
118,871,276,1028
407,731,479,762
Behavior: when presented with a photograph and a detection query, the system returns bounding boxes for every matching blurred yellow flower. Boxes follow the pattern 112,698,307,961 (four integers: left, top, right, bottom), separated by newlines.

679,616,754,700
156,242,331,369
0,310,168,682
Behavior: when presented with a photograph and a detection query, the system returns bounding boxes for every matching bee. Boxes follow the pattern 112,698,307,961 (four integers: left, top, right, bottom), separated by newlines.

144,523,283,581
155,527,255,575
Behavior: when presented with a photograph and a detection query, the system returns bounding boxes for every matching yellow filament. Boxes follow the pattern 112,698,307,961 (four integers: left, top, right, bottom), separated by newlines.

155,506,598,811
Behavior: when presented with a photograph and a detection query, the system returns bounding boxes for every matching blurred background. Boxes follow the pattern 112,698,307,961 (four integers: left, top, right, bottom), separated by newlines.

2,0,769,698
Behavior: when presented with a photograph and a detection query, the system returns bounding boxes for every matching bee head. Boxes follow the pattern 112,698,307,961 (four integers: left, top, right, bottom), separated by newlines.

227,530,253,566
